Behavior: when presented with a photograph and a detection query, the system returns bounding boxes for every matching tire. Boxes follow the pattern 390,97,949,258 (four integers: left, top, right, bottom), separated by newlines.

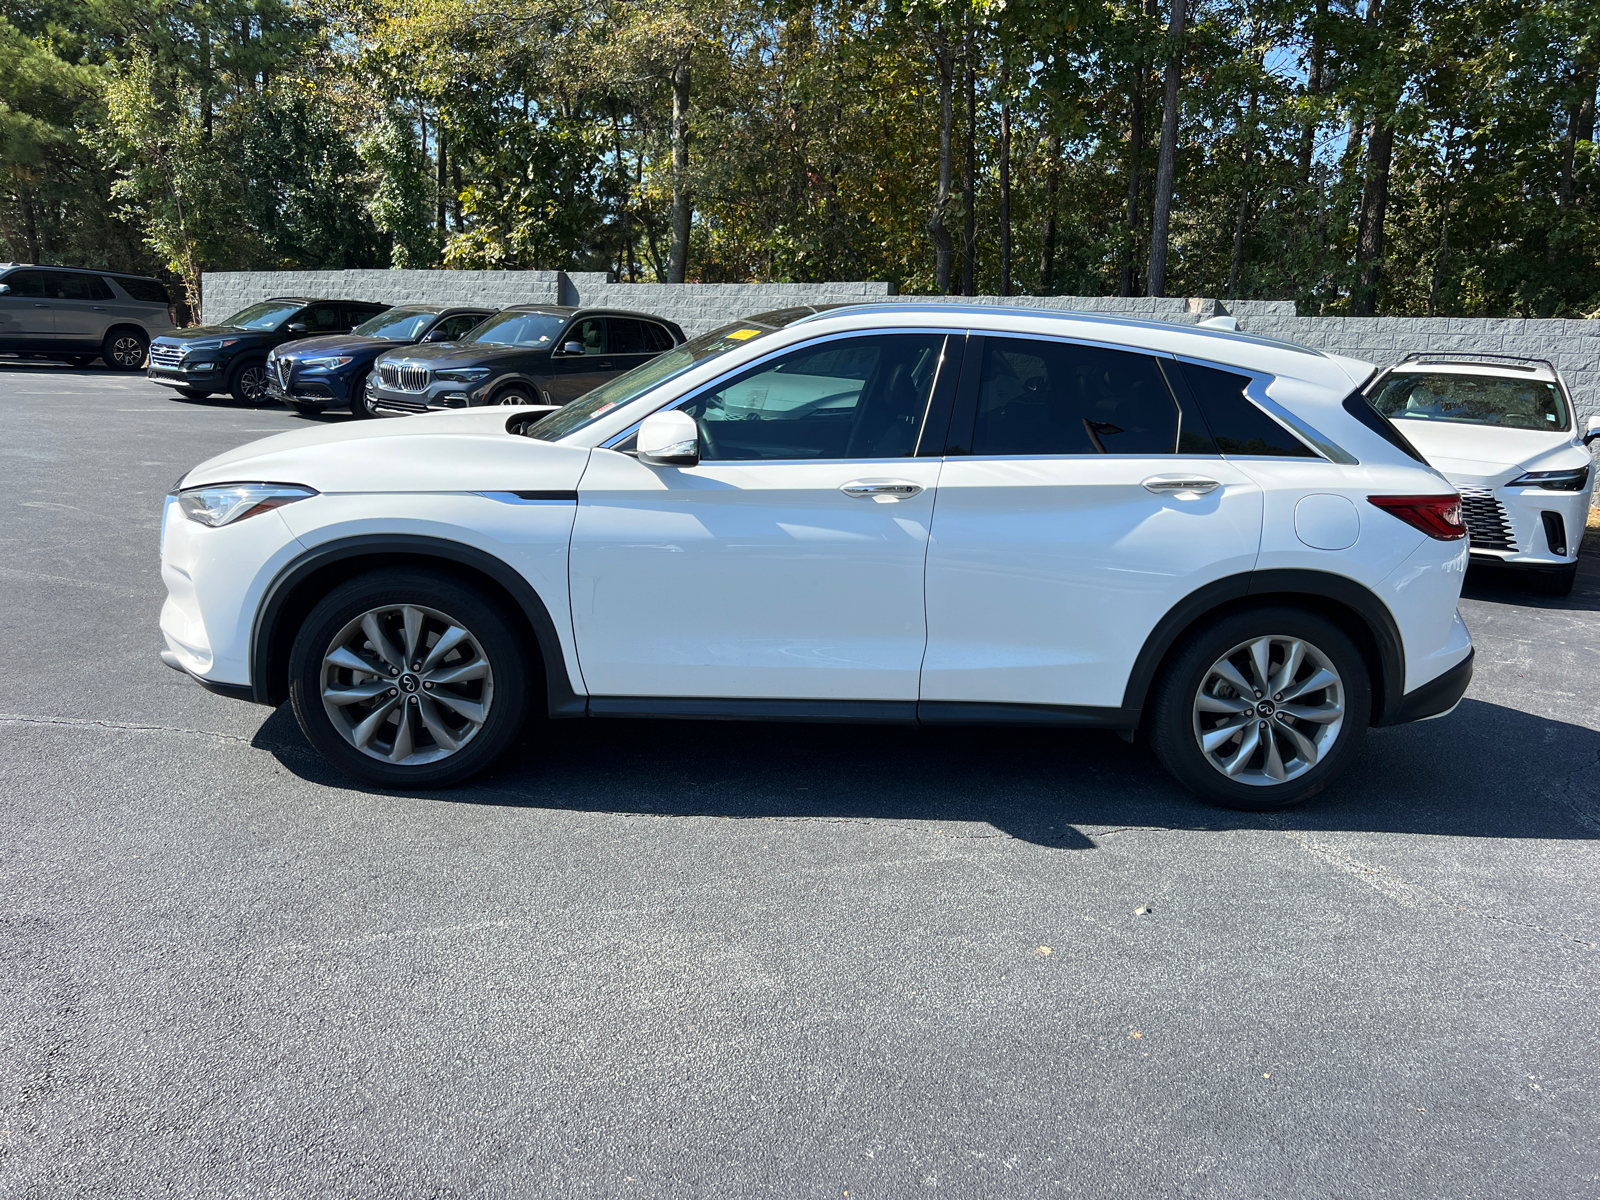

228,358,271,405
346,369,376,418
101,328,148,371
493,385,536,406
1530,562,1578,596
288,569,531,788
1147,606,1371,811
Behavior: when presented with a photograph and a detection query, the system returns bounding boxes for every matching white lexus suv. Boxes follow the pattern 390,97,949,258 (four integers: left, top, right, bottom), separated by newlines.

1366,353,1598,596
159,304,1474,810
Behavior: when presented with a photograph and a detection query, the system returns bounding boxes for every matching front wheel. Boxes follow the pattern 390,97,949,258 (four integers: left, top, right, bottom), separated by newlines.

228,359,272,405
288,569,531,788
345,369,376,419
494,386,536,406
1147,607,1370,811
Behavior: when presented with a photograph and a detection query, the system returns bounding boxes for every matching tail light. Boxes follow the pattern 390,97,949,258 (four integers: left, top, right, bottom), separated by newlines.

1367,494,1468,540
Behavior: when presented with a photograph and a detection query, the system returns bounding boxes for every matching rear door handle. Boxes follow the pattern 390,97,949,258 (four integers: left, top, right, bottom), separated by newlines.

1142,475,1221,496
92,306,108,311
33,303,49,308
841,480,924,501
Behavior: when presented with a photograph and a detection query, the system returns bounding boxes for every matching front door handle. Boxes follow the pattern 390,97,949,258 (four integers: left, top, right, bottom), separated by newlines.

598,359,613,368
92,306,108,311
1142,475,1221,496
841,480,924,501
33,303,49,308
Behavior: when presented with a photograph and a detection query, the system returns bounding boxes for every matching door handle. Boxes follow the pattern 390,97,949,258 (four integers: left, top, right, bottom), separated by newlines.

34,303,49,308
841,480,924,501
1142,475,1221,496
598,360,613,368
92,306,107,311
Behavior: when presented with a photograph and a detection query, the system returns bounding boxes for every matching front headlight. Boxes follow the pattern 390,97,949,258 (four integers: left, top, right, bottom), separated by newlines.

435,367,491,383
177,482,318,527
1507,467,1589,492
303,355,353,370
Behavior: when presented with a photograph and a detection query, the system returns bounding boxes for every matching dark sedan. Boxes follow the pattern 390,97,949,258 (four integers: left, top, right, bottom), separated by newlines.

266,305,494,418
148,297,391,404
366,306,685,416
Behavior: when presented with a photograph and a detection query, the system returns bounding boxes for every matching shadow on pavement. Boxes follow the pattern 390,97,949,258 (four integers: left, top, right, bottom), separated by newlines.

252,695,1600,849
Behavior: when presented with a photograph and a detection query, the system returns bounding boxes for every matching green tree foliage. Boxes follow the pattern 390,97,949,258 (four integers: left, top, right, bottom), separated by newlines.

1,0,1597,316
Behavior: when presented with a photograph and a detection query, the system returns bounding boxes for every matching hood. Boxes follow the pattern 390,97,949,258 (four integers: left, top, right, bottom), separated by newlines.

275,334,395,360
380,341,537,366
162,324,255,341
1392,417,1577,478
179,406,589,494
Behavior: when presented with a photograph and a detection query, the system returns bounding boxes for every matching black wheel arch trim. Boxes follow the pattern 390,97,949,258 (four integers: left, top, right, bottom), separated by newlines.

1119,568,1408,727
250,534,584,716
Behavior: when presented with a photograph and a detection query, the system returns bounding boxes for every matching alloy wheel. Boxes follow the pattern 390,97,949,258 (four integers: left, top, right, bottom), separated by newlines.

236,364,270,403
109,335,145,368
319,603,495,766
1191,635,1345,787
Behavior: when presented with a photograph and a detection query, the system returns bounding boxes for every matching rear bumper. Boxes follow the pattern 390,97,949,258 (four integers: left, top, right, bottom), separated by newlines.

1391,647,1474,724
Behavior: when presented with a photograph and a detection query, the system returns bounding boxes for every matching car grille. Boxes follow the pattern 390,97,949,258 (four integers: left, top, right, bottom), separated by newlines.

378,362,429,392
149,344,183,369
276,357,292,388
1459,486,1517,552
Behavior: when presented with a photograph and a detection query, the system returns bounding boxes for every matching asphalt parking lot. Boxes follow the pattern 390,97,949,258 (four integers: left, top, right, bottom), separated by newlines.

3,362,1598,1199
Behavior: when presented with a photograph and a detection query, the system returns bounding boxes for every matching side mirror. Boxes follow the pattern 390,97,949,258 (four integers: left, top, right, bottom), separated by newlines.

0,283,10,294
561,341,584,356
286,322,308,333
1585,415,1600,447
421,328,448,343
636,410,700,467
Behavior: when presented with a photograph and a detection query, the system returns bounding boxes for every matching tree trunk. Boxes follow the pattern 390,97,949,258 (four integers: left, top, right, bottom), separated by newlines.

21,191,40,264
452,157,463,230
961,10,977,296
1120,65,1146,296
1298,0,1326,182
667,57,692,284
200,24,213,138
436,123,448,232
1558,53,1598,208
1037,132,1060,293
1146,0,1187,298
1228,89,1257,298
1351,123,1393,316
1227,190,1249,298
928,26,955,295
999,78,1012,296
1429,195,1450,317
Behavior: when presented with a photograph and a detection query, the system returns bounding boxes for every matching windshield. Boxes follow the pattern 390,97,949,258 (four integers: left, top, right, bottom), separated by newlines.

466,311,566,348
354,306,438,339
527,320,780,442
1369,371,1570,432
218,301,304,331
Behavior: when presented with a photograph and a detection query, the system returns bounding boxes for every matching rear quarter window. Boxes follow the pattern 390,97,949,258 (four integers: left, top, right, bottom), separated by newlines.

113,277,170,304
1342,391,1428,463
1176,362,1317,458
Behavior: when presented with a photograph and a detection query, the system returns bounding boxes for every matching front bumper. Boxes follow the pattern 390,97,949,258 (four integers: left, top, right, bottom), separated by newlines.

1456,479,1592,567
148,363,221,390
368,383,484,416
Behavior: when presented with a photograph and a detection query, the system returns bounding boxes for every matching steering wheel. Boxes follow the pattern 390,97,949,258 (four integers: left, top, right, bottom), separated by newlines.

695,415,722,461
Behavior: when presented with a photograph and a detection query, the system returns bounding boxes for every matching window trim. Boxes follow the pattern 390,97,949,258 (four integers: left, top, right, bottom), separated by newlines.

1171,354,1355,464
598,327,963,462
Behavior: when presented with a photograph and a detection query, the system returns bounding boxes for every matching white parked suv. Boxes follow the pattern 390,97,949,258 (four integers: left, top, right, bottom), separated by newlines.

159,304,1475,810
1366,353,1598,596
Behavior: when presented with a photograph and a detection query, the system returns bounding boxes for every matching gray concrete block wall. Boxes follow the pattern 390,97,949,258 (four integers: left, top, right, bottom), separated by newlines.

200,269,564,323
198,268,1599,430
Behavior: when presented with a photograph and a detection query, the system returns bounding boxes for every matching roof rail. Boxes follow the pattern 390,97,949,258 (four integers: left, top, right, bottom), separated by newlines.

1398,350,1554,374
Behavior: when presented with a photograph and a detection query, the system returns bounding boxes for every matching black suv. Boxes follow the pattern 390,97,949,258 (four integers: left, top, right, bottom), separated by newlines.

148,296,390,403
265,305,494,419
367,306,684,415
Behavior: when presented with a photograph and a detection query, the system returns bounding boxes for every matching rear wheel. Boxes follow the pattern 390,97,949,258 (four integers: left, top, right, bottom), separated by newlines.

102,329,148,371
288,569,531,788
228,358,271,404
1148,607,1370,811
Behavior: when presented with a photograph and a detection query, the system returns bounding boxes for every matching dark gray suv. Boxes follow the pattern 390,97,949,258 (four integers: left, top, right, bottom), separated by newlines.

0,264,176,369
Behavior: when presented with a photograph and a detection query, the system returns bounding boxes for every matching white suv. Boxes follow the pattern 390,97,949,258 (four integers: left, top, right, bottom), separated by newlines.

159,305,1474,810
1366,354,1598,596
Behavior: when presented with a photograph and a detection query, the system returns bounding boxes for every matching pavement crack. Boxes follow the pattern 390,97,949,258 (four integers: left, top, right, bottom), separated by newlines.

0,711,258,745
1557,747,1600,835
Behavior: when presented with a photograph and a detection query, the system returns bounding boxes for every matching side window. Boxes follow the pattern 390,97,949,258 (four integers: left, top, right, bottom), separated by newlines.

345,305,384,330
608,318,651,354
300,305,342,332
116,277,170,304
973,337,1179,455
678,333,943,461
48,273,94,301
1178,362,1316,458
565,317,606,355
88,276,115,301
439,313,483,339
644,322,675,351
3,271,47,297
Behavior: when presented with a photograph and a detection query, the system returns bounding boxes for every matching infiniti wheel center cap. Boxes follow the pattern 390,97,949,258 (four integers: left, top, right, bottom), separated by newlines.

399,673,420,694
1256,700,1275,717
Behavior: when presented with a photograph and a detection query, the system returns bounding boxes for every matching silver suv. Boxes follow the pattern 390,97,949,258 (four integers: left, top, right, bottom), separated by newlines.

0,264,176,370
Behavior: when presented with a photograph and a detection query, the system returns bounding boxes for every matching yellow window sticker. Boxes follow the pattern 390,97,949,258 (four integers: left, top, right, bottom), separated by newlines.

725,328,761,340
